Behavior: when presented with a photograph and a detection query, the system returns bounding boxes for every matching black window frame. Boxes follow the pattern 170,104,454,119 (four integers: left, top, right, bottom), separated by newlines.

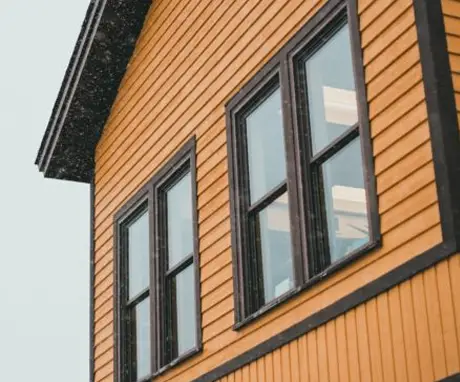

114,137,202,382
227,0,380,328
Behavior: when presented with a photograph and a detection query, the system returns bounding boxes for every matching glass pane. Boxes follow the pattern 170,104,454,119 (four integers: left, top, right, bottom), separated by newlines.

167,172,193,269
321,138,369,262
256,192,294,303
172,266,197,356
133,298,151,380
305,24,358,154
128,211,150,299
246,87,287,204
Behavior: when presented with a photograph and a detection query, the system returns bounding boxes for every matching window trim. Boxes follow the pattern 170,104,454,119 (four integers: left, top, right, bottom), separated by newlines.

114,137,202,382
227,0,380,329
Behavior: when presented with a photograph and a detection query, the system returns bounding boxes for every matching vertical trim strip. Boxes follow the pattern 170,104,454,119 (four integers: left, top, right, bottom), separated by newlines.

348,0,381,245
413,0,460,249
90,178,95,382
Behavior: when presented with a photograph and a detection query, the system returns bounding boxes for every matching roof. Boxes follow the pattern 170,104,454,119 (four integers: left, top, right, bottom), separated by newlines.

35,0,151,183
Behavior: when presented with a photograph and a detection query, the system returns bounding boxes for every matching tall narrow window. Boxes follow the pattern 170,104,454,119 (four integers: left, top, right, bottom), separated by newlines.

119,206,151,382
157,169,198,364
227,3,379,325
115,138,201,381
228,77,296,317
293,20,370,272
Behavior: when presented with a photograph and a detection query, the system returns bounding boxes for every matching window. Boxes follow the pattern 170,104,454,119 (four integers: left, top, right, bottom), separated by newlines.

227,2,379,324
115,138,201,381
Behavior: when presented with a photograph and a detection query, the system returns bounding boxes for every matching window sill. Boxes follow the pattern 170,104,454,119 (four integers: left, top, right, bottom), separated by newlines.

233,238,381,331
145,346,202,381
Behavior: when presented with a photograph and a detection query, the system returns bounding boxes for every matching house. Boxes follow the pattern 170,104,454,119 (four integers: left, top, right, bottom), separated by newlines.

35,0,460,380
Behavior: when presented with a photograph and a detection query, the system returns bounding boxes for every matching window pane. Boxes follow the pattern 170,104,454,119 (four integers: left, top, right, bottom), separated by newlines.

167,172,193,269
128,211,150,299
133,298,151,380
256,193,294,303
172,265,197,356
246,87,286,204
321,138,369,262
305,24,358,155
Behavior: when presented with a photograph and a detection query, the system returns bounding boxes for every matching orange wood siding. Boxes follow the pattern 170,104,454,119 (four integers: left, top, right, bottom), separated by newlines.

441,0,460,129
91,0,445,380
216,254,460,382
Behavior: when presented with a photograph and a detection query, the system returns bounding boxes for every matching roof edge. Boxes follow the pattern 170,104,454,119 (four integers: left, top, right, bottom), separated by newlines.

36,0,152,183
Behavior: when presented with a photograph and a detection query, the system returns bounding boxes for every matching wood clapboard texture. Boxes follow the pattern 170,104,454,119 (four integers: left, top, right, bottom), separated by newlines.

441,0,460,129
91,0,444,380
217,255,460,382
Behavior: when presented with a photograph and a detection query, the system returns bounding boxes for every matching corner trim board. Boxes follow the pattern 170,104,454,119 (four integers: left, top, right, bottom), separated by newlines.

413,0,460,249
192,240,457,382
90,179,95,382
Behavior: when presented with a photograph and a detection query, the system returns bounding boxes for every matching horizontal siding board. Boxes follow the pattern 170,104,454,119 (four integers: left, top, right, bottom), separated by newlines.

378,161,435,214
200,231,231,267
368,63,423,118
365,26,418,83
202,296,234,327
362,6,415,65
360,0,412,48
201,265,233,298
380,182,438,234
99,0,229,152
200,250,232,282
447,34,460,54
202,279,233,313
374,121,430,176
442,0,460,18
376,138,432,194
372,101,427,156
444,15,460,37
359,0,393,31
199,220,231,257
367,42,420,101
370,82,425,137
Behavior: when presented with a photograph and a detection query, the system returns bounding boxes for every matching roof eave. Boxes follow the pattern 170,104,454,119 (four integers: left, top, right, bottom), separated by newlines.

35,0,152,183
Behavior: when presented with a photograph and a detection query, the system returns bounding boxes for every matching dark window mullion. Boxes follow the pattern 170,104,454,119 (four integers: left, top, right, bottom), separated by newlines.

309,165,331,273
237,114,258,317
128,306,138,382
247,181,287,215
164,272,178,363
309,123,359,166
280,51,307,286
291,52,324,278
165,253,193,278
156,188,169,368
246,211,265,313
148,186,157,374
126,288,149,308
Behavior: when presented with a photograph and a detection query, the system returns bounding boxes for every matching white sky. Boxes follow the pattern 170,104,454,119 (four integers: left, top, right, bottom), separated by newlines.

0,1,91,380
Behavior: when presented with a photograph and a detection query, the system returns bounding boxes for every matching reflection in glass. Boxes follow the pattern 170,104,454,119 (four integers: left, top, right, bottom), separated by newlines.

305,24,358,154
256,193,294,303
173,266,197,356
167,172,193,268
321,139,369,262
246,87,286,204
134,298,151,379
128,212,150,299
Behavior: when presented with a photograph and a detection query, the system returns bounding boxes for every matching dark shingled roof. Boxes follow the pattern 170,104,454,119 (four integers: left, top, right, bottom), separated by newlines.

35,0,151,183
